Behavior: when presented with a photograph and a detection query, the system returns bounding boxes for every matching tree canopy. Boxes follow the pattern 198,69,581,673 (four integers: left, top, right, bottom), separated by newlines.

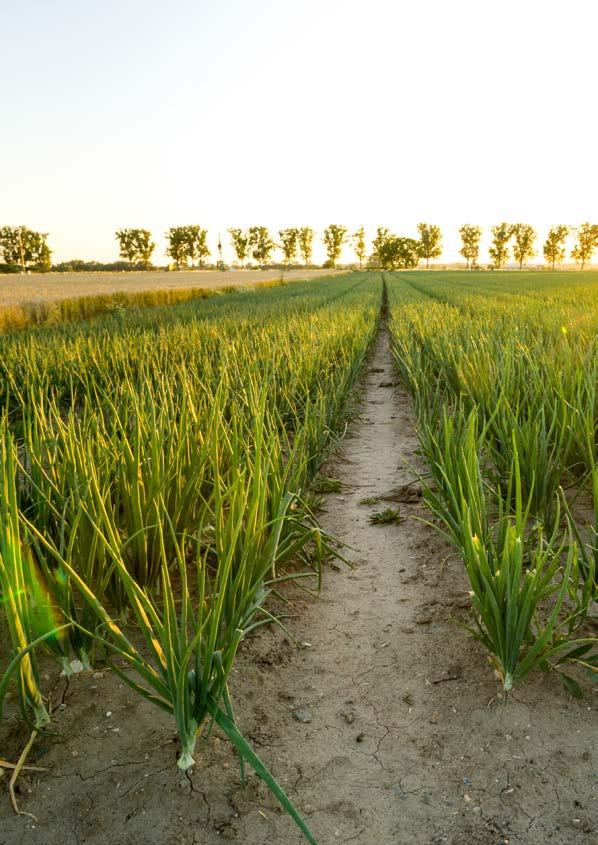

511,223,537,269
322,225,347,268
228,228,250,268
352,227,366,269
279,228,299,266
543,225,569,270
297,227,314,268
371,227,391,267
379,236,419,270
571,223,598,270
0,225,52,271
459,224,482,269
115,228,155,268
416,223,442,268
164,226,210,269
489,223,513,269
248,227,275,267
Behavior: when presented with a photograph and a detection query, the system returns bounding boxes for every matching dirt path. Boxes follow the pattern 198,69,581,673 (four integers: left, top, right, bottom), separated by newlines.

213,323,596,844
1,320,595,844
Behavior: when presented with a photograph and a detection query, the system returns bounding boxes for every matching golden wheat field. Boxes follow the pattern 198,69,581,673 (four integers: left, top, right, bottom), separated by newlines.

0,268,338,307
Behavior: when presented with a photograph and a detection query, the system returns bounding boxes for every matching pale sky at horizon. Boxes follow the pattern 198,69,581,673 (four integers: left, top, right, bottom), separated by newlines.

2,0,597,266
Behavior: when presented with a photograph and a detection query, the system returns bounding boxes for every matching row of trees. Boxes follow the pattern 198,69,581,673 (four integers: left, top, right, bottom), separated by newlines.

228,224,442,270
111,222,598,271
3,223,598,272
115,225,351,270
459,223,598,270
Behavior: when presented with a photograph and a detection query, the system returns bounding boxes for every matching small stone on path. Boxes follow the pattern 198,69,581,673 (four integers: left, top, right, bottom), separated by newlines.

293,709,313,724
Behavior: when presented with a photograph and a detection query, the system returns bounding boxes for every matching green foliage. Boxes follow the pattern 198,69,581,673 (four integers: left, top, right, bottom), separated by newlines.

0,432,55,728
165,225,209,269
571,222,598,270
248,226,275,267
459,224,482,269
297,227,314,268
322,224,347,268
370,227,419,270
511,223,537,269
312,476,342,494
279,228,299,266
51,259,150,273
0,271,380,839
388,269,598,690
352,226,367,268
369,507,401,525
165,226,187,269
115,228,155,268
379,236,419,270
416,223,442,268
228,228,250,268
543,225,569,270
488,223,513,268
0,226,51,272
371,227,391,267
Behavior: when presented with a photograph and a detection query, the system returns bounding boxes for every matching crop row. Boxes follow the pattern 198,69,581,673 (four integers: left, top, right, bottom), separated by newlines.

388,271,597,694
0,272,382,841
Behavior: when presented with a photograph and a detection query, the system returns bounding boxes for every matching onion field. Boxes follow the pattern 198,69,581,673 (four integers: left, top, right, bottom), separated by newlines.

0,270,596,843
0,273,379,841
388,271,597,694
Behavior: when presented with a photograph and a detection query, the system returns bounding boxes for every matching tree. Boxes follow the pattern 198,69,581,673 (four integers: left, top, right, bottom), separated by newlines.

379,236,419,270
279,228,298,267
416,223,442,268
166,227,190,269
543,225,569,270
0,226,52,272
489,223,513,269
297,227,314,268
352,227,367,269
248,227,275,268
371,227,391,267
458,224,482,269
322,225,347,268
511,223,536,269
115,228,155,269
183,225,210,269
228,228,250,268
571,222,598,270
165,225,210,269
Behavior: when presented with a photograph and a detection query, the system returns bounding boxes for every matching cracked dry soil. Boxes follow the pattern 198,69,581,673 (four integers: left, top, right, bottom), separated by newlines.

1,322,596,845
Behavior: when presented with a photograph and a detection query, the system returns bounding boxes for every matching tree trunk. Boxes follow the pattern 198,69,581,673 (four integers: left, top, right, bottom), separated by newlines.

18,229,26,272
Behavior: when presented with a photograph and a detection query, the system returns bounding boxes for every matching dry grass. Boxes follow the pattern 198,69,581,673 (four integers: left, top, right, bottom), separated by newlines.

0,269,340,307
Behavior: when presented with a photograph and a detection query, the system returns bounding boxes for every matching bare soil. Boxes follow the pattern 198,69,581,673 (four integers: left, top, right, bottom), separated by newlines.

0,269,339,307
0,323,595,845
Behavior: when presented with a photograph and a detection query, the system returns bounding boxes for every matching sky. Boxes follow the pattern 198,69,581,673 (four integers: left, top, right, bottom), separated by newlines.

1,0,597,266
